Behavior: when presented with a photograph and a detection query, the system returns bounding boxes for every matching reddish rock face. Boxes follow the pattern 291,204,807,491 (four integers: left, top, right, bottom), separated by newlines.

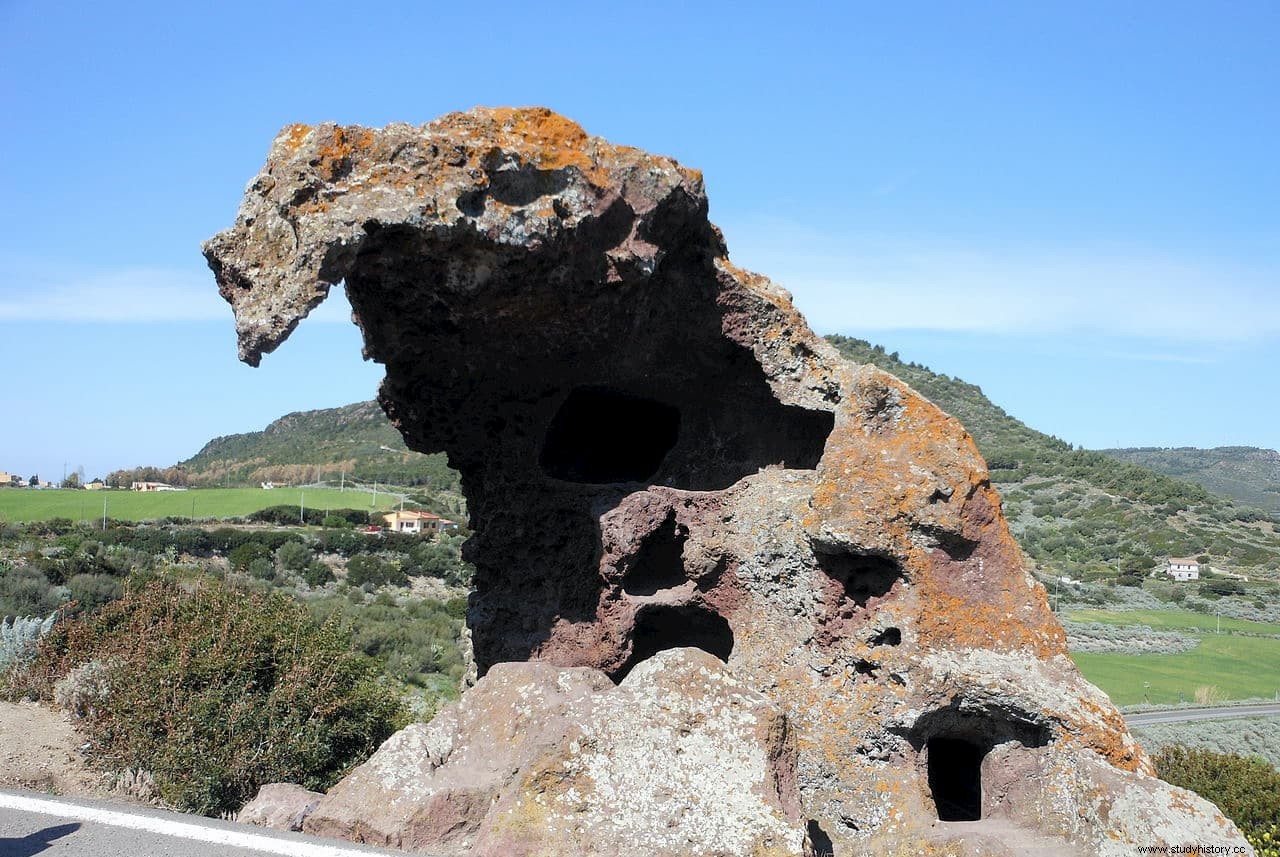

207,108,1248,856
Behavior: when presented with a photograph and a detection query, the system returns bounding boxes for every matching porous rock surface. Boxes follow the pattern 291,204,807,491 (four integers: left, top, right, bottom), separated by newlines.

207,108,1250,856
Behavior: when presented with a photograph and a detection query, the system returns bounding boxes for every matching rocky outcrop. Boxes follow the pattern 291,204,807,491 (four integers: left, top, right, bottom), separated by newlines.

302,649,802,856
208,108,1250,856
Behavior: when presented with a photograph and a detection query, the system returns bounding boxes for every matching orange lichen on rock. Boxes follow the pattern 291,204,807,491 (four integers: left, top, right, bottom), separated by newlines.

280,122,312,153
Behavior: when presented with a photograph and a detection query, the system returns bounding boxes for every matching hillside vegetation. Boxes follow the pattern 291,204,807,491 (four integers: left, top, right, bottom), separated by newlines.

179,402,459,496
1101,446,1280,515
827,336,1280,583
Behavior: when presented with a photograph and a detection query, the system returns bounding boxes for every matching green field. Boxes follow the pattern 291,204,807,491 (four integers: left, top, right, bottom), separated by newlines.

1072,635,1280,706
0,488,398,523
1066,607,1280,637
1065,607,1280,705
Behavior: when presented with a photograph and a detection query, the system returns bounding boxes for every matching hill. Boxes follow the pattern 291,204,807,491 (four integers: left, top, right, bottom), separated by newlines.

826,336,1280,582
1100,446,1280,515
179,402,460,500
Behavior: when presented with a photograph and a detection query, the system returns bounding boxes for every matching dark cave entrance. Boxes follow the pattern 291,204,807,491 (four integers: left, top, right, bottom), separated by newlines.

904,702,1051,824
539,386,681,483
927,737,985,821
623,512,689,596
806,819,834,856
611,604,734,681
815,549,904,608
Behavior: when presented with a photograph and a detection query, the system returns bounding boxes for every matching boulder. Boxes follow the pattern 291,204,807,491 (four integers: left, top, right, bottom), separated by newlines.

237,782,324,832
206,107,1250,856
303,649,802,856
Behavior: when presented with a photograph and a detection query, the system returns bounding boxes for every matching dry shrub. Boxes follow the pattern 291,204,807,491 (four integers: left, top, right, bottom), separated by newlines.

1194,685,1225,705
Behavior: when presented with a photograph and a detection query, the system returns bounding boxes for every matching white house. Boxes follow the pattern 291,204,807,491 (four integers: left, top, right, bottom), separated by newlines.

382,509,458,535
1167,557,1201,581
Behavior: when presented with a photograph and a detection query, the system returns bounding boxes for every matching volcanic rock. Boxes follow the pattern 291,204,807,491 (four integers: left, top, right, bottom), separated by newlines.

237,782,324,832
207,108,1249,856
302,649,802,856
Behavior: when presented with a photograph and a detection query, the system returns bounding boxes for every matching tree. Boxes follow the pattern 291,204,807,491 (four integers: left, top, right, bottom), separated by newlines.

28,475,38,487
61,472,81,490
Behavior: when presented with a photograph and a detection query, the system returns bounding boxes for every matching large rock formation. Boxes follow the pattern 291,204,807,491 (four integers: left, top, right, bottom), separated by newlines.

205,108,1250,856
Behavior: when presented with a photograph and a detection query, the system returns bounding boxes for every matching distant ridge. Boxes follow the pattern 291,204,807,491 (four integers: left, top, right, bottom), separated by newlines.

1100,446,1280,515
179,401,459,495
826,336,1280,578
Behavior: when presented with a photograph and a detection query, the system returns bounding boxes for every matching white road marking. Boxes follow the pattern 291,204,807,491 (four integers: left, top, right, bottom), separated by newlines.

0,792,380,856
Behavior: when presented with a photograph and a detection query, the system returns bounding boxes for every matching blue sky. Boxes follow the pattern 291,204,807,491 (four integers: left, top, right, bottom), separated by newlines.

1,1,1277,482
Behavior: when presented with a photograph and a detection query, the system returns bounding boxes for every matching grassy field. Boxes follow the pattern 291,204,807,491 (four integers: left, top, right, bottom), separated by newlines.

1065,607,1280,637
1065,607,1280,705
0,488,398,523
1072,635,1280,706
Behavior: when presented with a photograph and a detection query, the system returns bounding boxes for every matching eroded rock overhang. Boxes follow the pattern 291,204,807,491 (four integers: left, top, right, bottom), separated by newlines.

205,108,1247,855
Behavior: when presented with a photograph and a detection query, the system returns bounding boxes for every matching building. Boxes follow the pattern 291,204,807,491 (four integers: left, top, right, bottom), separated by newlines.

84,479,106,490
1167,557,1201,581
0,472,12,486
382,509,458,535
131,481,185,492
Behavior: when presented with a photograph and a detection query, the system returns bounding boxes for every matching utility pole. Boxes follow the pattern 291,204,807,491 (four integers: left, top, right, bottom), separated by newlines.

340,471,345,493
102,499,107,531
300,492,305,525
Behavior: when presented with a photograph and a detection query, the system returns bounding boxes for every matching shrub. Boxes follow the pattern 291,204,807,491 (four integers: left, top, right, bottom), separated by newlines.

247,557,274,581
346,554,407,588
0,613,55,673
313,595,464,689
273,540,313,574
403,534,473,587
302,561,334,588
15,577,407,815
52,658,111,719
0,565,63,620
227,542,270,574
65,574,123,614
1153,745,1280,849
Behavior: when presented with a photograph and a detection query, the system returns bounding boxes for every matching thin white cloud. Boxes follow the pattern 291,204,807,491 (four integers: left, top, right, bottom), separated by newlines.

719,219,1280,342
0,268,225,322
0,259,356,324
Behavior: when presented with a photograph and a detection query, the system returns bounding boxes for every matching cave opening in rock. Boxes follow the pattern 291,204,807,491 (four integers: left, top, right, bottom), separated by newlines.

927,737,985,821
806,820,834,856
612,604,734,681
539,386,681,484
870,627,902,647
815,549,904,608
623,512,689,596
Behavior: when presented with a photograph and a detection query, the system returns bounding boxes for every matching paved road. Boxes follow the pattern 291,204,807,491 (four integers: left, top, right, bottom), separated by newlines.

0,791,418,857
1124,702,1280,727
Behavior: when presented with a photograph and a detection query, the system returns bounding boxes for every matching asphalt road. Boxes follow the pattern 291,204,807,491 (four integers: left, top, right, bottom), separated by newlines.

1123,702,1280,727
0,791,418,857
